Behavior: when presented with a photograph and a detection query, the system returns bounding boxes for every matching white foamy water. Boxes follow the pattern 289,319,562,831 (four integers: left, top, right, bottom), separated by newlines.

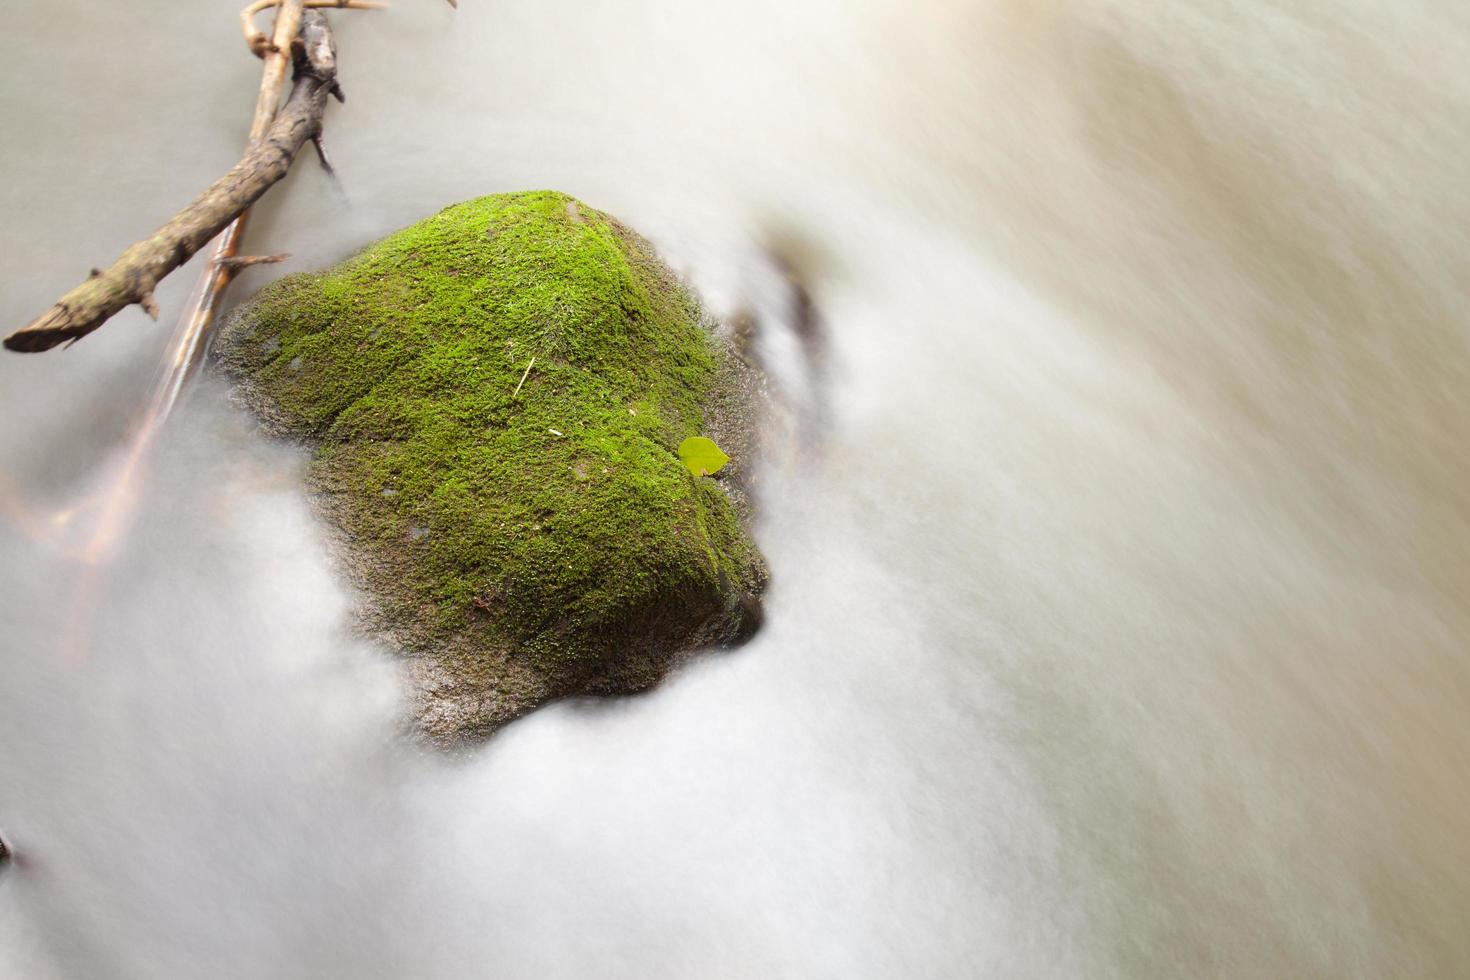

4,1,1470,977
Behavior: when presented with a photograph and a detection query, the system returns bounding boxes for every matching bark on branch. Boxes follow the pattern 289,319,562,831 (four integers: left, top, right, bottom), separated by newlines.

3,13,342,354
240,0,385,59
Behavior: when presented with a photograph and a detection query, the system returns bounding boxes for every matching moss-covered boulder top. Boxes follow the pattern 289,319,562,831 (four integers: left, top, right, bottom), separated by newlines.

215,190,766,743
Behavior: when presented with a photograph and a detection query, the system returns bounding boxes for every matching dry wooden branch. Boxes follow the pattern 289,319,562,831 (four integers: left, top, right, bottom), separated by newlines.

165,0,306,387
241,0,386,58
248,0,310,149
3,13,342,353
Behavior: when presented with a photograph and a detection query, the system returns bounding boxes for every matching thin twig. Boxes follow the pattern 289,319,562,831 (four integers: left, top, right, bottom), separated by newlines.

241,0,387,58
311,133,338,177
512,356,536,398
215,253,291,272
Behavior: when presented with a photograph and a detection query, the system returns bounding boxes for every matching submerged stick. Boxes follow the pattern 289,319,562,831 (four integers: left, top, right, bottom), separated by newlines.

3,11,342,354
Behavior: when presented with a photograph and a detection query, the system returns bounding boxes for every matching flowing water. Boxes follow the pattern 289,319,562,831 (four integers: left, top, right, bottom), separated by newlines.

4,1,1470,976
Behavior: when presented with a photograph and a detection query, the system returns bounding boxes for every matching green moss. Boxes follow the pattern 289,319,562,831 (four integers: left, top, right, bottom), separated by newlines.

219,191,764,707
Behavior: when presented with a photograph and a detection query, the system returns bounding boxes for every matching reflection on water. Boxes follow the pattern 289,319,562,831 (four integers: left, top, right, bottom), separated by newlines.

4,1,1470,977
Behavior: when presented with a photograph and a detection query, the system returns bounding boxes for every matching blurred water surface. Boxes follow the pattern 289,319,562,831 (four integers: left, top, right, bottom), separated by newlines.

3,1,1470,977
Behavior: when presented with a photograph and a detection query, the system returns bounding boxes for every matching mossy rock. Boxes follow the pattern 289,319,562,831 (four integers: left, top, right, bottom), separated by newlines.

214,191,767,744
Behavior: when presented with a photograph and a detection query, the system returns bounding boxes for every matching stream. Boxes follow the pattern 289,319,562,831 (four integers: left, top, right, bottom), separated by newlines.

4,1,1470,977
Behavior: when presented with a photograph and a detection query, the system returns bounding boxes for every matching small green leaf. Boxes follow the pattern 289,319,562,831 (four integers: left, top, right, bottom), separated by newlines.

678,436,730,477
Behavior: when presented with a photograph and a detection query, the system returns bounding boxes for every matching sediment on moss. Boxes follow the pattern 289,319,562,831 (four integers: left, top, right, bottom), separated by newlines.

215,190,766,742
